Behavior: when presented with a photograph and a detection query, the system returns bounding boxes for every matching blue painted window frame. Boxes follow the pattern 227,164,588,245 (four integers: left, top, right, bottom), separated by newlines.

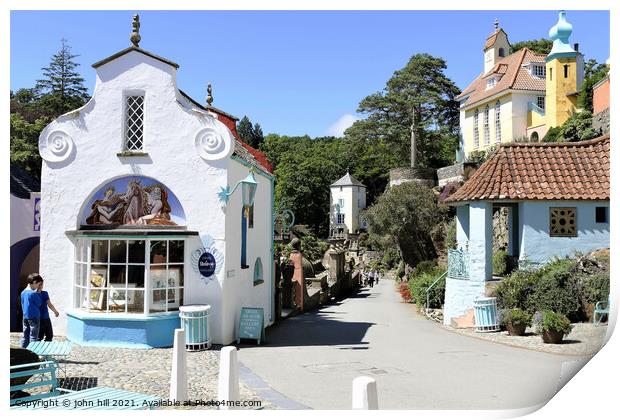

241,206,248,269
253,258,264,286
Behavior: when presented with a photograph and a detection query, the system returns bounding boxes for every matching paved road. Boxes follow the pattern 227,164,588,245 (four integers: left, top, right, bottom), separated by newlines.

238,278,589,409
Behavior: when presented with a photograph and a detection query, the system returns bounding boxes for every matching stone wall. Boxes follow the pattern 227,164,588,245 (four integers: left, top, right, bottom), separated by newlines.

436,162,478,187
389,167,436,188
593,108,610,135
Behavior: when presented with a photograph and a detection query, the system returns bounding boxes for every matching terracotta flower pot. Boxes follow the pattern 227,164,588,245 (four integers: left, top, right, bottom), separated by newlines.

541,330,564,344
506,323,527,336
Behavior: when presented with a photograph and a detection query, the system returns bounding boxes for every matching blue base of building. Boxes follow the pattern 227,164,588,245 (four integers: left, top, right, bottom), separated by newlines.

67,311,180,348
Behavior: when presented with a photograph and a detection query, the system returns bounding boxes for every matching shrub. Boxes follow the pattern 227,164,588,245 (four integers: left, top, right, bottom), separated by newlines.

533,310,573,335
408,261,446,309
380,248,401,270
398,282,412,302
526,259,581,319
396,261,405,281
493,250,508,275
495,269,538,310
500,308,532,327
578,273,610,305
439,181,460,202
444,218,457,251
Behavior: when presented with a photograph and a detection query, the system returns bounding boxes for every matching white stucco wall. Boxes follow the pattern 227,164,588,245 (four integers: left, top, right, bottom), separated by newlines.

37,50,272,344
11,193,40,246
519,201,610,263
222,159,274,345
330,185,366,233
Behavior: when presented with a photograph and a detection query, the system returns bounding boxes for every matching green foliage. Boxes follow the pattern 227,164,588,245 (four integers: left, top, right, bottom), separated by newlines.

542,111,600,143
577,59,609,113
380,248,401,270
237,116,265,149
364,182,446,268
11,39,88,179
511,38,553,55
493,250,508,276
345,53,461,169
300,235,329,262
407,261,446,309
534,310,573,335
495,269,537,310
500,308,532,327
465,145,497,166
577,273,610,308
396,261,406,281
444,218,457,251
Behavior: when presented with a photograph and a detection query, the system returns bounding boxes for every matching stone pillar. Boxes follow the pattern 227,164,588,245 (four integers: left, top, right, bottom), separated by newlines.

218,346,240,410
169,329,188,402
289,251,306,311
469,202,493,282
456,205,470,249
352,376,379,410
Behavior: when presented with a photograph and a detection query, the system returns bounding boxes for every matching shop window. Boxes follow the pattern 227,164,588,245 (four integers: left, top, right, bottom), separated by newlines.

253,258,264,286
549,207,577,237
74,238,184,315
595,207,608,223
124,95,144,151
241,206,248,269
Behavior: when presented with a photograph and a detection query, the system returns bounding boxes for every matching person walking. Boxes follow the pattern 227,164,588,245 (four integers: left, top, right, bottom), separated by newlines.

375,270,380,285
20,273,43,348
37,279,60,341
369,271,375,288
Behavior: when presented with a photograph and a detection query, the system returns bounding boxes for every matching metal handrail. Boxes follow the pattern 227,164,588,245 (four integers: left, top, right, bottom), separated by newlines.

425,270,448,313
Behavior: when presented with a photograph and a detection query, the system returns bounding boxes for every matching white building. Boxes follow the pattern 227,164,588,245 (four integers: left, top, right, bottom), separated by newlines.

37,16,274,347
329,172,366,238
10,164,41,332
443,136,609,325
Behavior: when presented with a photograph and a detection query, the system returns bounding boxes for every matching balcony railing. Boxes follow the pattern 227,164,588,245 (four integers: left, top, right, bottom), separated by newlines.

448,248,470,280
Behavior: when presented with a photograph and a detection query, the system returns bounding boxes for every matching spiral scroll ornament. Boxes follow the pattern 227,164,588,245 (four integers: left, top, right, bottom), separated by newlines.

39,130,75,162
195,127,232,161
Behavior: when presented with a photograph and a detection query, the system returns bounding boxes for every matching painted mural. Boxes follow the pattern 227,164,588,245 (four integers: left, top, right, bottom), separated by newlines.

81,176,186,227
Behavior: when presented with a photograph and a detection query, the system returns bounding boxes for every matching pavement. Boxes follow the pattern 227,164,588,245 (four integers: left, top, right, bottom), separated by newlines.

237,278,592,410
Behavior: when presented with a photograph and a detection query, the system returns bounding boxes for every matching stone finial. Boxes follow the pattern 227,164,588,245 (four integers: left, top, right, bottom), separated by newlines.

494,18,499,30
130,14,141,47
207,83,214,106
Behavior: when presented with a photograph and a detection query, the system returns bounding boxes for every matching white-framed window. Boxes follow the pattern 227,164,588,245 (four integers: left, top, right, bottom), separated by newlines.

124,94,144,151
486,78,496,89
74,237,184,315
495,101,501,144
537,96,546,111
483,105,490,145
473,109,479,149
337,213,345,224
531,64,546,78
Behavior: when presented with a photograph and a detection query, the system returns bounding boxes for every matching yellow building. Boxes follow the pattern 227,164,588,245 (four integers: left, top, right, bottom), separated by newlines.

456,11,583,158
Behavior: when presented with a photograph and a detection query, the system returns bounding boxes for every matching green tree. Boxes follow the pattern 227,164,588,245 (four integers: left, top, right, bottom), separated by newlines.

364,182,447,268
577,59,609,113
510,38,553,55
10,114,49,176
542,111,600,142
345,53,461,170
237,116,254,145
35,38,89,115
251,122,264,149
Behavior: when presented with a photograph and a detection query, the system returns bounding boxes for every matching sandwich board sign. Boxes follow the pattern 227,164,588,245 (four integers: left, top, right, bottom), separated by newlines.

236,307,265,345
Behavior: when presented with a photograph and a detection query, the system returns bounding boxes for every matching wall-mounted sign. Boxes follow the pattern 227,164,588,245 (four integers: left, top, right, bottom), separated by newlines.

198,252,216,278
81,175,186,228
236,307,265,345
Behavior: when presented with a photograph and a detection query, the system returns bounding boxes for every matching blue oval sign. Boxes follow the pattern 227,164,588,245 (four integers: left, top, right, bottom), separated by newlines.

198,252,216,278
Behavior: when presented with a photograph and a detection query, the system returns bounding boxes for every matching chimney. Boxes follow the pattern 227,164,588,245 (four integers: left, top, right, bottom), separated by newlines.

574,43,579,52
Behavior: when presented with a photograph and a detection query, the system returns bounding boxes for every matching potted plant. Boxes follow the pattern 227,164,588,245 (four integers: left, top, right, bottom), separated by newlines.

533,310,573,344
500,308,532,336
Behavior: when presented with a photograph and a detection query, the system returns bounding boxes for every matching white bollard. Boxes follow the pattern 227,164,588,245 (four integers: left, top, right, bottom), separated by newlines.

352,376,378,410
218,346,240,410
170,328,188,402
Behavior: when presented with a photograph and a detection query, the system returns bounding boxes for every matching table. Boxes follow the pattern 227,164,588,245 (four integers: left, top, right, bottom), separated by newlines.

27,341,72,377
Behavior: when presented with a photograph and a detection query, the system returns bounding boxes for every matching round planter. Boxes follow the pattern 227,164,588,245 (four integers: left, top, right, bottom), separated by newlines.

506,323,527,336
541,330,564,344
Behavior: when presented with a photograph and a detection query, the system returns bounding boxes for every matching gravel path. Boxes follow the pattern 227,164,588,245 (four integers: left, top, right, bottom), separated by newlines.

442,322,608,356
10,334,273,410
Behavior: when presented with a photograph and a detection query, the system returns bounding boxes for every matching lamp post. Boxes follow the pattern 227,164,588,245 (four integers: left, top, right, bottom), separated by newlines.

218,171,258,206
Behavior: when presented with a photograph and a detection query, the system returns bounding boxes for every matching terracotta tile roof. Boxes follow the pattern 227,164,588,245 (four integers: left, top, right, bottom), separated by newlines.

10,164,40,199
456,49,547,108
484,29,505,50
445,135,610,203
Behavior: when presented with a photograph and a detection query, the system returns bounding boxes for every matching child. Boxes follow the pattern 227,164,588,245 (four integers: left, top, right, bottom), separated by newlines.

20,273,43,348
38,279,60,341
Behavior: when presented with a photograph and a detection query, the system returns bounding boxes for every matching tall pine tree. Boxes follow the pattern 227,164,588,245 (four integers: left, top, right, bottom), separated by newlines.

35,38,89,115
237,116,254,145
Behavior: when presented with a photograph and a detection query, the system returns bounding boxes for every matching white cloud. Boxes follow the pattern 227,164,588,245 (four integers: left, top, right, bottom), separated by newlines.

326,114,359,137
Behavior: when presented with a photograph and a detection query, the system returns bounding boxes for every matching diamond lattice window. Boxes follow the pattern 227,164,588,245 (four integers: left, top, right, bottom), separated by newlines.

125,95,144,151
549,207,577,237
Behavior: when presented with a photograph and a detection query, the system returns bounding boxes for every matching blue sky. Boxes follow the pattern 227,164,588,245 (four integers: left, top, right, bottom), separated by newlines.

10,10,609,137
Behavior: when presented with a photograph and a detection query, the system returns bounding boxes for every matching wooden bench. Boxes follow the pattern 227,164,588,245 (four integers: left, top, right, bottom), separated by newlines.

593,296,610,326
10,360,160,409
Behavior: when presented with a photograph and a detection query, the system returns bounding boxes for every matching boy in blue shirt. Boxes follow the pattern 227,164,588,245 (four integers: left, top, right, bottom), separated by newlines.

37,279,60,341
20,273,43,348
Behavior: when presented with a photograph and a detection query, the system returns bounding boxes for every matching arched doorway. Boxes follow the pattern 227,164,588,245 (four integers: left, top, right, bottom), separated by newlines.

10,238,39,332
